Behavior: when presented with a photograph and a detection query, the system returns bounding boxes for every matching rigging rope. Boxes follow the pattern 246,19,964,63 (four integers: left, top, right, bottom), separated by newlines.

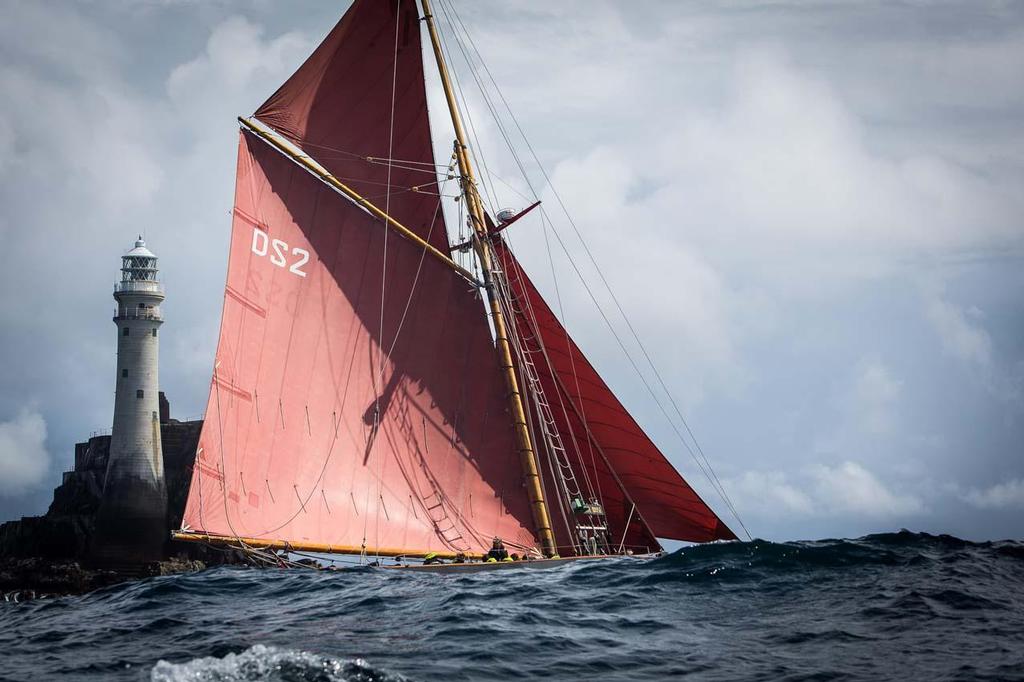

370,0,404,564
436,0,751,540
493,267,580,554
499,239,602,504
436,0,612,550
436,0,604,506
434,0,501,214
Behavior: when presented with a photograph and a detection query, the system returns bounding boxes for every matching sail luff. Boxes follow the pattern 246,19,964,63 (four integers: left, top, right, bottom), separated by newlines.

238,116,479,286
419,0,557,556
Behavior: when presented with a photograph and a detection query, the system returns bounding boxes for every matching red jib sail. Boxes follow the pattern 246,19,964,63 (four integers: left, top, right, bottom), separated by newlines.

180,130,537,555
253,0,447,252
494,240,737,544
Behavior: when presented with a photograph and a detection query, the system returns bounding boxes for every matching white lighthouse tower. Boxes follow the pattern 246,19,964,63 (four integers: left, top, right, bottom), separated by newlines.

92,237,168,564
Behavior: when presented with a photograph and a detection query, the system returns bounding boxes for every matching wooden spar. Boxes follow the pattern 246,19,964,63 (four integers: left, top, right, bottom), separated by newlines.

171,530,485,561
238,116,481,287
420,0,557,557
450,201,542,253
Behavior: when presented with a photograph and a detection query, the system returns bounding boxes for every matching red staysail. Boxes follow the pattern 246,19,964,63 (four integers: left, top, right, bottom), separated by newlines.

180,130,537,554
495,241,737,544
254,0,448,251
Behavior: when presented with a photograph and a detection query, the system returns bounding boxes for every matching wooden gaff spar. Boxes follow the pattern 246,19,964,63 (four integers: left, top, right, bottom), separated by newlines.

172,0,737,567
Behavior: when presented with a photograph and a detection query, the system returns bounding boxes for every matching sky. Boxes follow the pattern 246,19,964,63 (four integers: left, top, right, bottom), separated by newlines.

0,0,1021,542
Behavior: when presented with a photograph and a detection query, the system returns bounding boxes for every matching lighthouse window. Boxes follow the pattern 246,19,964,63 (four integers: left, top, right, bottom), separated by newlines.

123,327,130,336
136,390,144,399
121,369,128,378
152,328,157,337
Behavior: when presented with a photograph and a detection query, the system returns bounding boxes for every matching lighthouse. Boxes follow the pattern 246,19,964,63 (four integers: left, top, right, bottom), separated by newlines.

92,237,168,564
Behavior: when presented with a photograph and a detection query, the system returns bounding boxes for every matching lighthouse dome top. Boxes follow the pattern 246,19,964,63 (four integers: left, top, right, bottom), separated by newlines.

126,236,156,259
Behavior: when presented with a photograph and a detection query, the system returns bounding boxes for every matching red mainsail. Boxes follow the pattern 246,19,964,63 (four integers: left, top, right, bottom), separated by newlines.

494,241,737,544
180,130,537,555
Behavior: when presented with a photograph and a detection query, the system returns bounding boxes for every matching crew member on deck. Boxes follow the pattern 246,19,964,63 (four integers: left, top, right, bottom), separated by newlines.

486,537,509,562
423,552,443,565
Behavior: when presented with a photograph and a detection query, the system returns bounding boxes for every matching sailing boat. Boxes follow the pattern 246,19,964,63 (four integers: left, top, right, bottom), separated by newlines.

171,0,737,567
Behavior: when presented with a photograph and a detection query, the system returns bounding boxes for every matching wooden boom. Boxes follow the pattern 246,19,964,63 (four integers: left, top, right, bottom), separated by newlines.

171,530,484,561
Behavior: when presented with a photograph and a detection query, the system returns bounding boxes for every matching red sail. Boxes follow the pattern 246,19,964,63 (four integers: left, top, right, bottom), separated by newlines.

180,130,537,555
494,241,736,544
254,0,448,251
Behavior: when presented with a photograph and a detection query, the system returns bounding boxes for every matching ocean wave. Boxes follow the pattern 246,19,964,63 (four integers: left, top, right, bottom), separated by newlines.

4,531,1022,681
150,645,406,682
656,530,1024,574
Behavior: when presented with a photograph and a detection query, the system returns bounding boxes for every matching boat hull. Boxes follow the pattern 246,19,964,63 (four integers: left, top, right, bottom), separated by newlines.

382,553,663,573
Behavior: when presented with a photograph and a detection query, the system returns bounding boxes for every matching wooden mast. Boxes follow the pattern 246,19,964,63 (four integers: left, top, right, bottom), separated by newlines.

420,0,557,557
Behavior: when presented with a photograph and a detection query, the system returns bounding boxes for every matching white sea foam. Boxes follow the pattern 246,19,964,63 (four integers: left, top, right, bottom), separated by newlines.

150,644,405,682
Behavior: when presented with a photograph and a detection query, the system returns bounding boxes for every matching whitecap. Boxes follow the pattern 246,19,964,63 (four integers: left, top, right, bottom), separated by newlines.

150,644,406,682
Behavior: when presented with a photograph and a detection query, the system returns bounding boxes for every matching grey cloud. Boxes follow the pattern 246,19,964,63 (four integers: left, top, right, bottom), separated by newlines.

0,410,50,495
964,479,1024,510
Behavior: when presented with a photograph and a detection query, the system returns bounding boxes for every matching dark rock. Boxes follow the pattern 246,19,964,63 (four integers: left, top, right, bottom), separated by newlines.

0,556,211,600
0,418,243,594
0,557,125,598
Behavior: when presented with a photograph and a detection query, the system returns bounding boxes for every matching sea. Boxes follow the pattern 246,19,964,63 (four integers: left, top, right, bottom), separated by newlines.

2,531,1022,681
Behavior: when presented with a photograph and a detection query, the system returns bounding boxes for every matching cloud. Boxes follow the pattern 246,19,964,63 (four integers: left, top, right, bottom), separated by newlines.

925,293,993,368
812,461,924,517
850,359,903,436
529,146,750,409
0,410,50,495
167,15,312,130
963,478,1024,510
661,50,1021,277
726,461,924,522
0,77,161,214
501,44,1021,420
0,4,164,212
726,470,814,517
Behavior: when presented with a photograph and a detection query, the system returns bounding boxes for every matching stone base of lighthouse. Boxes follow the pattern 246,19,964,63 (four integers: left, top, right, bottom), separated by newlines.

91,477,168,564
91,411,168,564
91,413,169,564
